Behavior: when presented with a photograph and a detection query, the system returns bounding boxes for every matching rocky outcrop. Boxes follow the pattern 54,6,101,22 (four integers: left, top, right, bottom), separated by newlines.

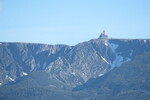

0,39,150,87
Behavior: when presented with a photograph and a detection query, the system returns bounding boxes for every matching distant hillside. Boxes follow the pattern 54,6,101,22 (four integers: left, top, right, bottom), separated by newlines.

0,50,150,100
74,52,150,100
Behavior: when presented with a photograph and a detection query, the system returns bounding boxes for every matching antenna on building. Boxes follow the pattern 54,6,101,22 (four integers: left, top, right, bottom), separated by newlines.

103,30,105,34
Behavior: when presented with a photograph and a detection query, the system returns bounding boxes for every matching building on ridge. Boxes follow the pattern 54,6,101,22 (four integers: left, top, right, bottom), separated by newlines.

99,30,108,39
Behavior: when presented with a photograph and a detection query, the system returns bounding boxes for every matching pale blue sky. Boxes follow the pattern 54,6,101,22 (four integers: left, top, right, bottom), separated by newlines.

0,0,150,45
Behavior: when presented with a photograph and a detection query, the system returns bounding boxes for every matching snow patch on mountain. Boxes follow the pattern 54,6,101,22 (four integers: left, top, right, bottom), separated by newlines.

109,42,119,52
22,72,28,76
101,56,109,64
105,42,108,46
6,75,15,81
108,42,131,70
99,74,104,76
130,49,133,56
9,77,15,81
110,54,131,70
71,72,76,75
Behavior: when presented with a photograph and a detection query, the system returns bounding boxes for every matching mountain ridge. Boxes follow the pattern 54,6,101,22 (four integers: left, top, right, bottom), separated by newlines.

0,38,150,87
1,38,150,45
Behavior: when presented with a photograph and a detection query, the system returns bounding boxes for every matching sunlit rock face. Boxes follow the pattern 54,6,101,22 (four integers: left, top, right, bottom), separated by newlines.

0,39,150,87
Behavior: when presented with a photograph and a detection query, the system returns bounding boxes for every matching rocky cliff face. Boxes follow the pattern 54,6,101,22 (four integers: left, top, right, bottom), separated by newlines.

0,39,150,87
